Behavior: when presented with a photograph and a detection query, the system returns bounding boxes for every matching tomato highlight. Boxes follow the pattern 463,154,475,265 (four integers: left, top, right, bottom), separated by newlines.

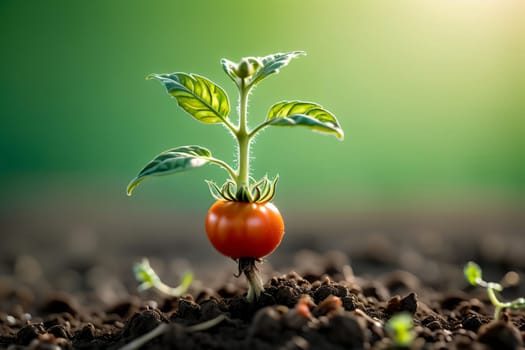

205,200,285,259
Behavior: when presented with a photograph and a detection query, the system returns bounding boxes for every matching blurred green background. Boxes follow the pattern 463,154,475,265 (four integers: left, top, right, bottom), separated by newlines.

1,0,524,216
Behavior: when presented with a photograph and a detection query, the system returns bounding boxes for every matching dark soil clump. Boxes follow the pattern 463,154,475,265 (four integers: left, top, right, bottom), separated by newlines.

1,257,525,350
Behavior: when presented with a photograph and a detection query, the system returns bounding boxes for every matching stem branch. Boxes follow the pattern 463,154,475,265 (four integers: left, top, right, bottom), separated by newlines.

487,287,511,319
208,157,238,181
248,121,269,139
222,118,238,136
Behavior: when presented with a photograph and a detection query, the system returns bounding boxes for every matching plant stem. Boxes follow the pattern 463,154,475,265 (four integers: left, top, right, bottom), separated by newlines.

239,258,264,302
235,81,252,196
487,287,510,320
154,280,188,297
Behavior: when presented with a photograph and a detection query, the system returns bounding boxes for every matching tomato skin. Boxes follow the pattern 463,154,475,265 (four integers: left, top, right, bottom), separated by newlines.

205,200,285,259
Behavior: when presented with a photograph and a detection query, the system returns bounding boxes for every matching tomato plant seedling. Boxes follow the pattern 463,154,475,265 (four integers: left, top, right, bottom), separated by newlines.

127,51,344,302
133,258,193,297
464,261,525,319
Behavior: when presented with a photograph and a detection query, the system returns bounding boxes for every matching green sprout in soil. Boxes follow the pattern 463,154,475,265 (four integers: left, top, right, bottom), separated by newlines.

386,313,414,348
464,261,525,319
127,51,344,302
133,258,193,297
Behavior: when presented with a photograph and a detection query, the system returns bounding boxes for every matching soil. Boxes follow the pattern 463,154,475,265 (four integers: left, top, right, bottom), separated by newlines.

1,208,524,349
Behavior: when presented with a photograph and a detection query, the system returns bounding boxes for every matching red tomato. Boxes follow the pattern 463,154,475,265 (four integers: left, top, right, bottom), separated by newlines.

205,200,285,259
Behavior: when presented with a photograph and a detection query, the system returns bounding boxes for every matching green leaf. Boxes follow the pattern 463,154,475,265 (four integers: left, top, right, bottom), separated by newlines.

464,261,483,286
220,58,241,86
266,101,344,139
127,145,213,195
148,73,230,124
250,51,305,86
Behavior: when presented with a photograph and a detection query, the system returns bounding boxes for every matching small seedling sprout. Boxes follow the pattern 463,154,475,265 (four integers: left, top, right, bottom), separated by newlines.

386,313,414,347
133,258,193,297
464,261,525,319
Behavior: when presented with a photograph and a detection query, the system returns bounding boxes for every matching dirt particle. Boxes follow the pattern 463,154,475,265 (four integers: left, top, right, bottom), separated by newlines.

284,311,309,331
199,299,222,321
175,299,201,322
275,285,300,307
478,320,523,350
284,335,309,350
324,313,365,348
385,292,418,315
16,324,45,345
456,298,484,315
40,295,79,316
461,312,485,332
312,284,348,303
314,295,343,317
385,295,402,314
46,325,69,339
400,292,418,315
421,315,443,331
362,281,389,301
29,333,69,350
122,310,165,339
76,323,95,341
249,306,283,340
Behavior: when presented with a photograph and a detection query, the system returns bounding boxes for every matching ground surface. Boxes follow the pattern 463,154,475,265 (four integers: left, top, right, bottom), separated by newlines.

1,206,524,349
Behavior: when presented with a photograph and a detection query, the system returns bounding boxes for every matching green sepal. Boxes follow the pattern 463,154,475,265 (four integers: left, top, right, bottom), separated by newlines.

127,145,213,195
251,176,278,203
148,72,230,124
266,101,344,140
206,180,224,201
205,176,278,203
206,179,237,201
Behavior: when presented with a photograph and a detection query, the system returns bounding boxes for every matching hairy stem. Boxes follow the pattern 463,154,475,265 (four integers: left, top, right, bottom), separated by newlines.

235,81,252,198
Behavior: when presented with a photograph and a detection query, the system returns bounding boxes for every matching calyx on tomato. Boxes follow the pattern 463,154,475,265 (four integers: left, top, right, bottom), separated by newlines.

206,175,278,203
